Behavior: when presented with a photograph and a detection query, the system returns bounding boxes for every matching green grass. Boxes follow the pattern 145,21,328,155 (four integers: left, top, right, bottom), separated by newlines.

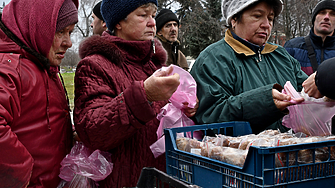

61,72,75,110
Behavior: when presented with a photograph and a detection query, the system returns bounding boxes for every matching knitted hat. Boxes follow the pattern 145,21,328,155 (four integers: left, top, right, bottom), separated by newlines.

312,0,335,25
155,9,179,33
101,0,158,31
222,0,283,25
93,1,104,21
56,0,78,32
315,57,335,100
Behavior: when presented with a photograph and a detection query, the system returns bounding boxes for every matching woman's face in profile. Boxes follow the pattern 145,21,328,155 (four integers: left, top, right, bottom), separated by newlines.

116,5,157,41
231,1,274,46
48,24,75,66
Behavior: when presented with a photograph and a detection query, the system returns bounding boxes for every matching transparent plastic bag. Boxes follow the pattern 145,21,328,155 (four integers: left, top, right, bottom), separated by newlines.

57,142,113,188
150,65,202,158
282,81,335,136
57,174,97,188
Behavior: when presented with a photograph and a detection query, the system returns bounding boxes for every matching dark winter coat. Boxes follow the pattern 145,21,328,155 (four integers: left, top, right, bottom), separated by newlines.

284,29,335,76
156,35,189,71
74,32,168,188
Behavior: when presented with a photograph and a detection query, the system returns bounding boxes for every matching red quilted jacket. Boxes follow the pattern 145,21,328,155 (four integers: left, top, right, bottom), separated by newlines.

0,0,77,187
74,32,168,187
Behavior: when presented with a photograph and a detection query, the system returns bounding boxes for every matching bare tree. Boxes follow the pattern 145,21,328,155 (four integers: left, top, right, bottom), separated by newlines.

281,0,318,41
158,0,177,9
64,0,98,67
69,0,98,53
76,0,98,38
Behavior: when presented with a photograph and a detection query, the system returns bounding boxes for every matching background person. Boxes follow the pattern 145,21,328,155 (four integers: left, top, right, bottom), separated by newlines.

284,0,335,76
155,8,189,71
73,0,197,187
190,0,308,134
91,1,107,35
0,0,78,187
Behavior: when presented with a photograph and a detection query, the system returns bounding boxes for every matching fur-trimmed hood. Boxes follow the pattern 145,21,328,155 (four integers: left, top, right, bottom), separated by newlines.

79,32,167,67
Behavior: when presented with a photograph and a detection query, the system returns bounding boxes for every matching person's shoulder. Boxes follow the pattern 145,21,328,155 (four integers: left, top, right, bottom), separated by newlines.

178,49,186,58
77,54,104,69
199,38,228,56
265,42,301,63
0,53,21,69
283,36,305,48
0,53,35,80
78,35,125,66
273,44,291,55
192,38,233,71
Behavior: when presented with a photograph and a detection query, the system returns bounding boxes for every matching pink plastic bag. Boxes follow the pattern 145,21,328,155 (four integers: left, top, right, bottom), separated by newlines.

57,142,113,188
282,81,335,136
150,65,202,158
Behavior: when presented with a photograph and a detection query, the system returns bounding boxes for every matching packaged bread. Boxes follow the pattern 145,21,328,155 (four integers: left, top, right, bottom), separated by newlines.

208,146,248,167
215,134,230,147
176,137,189,151
228,137,242,148
222,147,248,167
258,129,280,137
201,142,215,157
202,136,216,143
178,128,335,167
239,135,257,150
176,137,203,152
208,146,225,161
274,138,298,167
325,136,335,160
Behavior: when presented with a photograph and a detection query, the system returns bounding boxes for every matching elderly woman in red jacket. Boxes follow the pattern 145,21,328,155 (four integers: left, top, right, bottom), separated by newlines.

0,0,78,187
73,0,198,187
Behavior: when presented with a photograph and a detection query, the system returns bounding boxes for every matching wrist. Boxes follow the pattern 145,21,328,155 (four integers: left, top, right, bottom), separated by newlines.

142,80,154,102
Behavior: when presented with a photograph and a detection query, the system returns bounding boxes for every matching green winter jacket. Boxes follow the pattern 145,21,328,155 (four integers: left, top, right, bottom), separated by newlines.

190,30,308,134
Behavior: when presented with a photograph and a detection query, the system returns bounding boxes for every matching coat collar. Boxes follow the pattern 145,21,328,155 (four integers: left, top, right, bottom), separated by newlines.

310,28,335,48
224,29,278,56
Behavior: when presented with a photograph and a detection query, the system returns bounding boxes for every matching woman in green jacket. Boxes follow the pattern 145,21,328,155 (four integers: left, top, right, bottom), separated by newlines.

190,0,308,134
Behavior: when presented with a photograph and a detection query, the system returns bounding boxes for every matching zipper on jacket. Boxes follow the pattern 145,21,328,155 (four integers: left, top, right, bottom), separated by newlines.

151,40,156,54
321,43,324,62
258,48,262,62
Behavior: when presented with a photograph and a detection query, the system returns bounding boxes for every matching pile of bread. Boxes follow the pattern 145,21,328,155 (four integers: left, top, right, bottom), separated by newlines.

176,130,335,167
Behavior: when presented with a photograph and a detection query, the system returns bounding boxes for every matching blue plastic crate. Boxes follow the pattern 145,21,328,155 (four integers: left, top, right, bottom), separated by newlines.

164,121,335,188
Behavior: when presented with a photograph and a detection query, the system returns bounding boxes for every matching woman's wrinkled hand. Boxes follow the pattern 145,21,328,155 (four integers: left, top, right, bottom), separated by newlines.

182,98,199,117
272,89,304,111
302,72,323,99
144,66,180,102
